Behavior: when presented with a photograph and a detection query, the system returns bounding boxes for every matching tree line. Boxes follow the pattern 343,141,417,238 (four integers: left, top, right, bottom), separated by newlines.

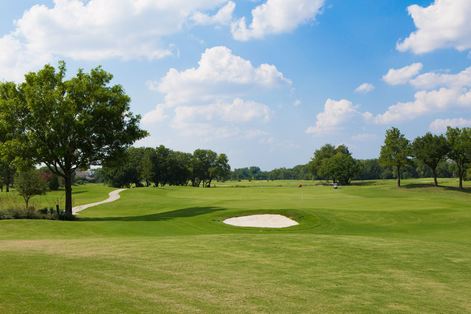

232,127,471,189
98,146,231,188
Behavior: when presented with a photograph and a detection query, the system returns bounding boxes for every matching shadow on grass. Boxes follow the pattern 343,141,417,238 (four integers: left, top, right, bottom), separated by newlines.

79,206,225,222
402,183,471,193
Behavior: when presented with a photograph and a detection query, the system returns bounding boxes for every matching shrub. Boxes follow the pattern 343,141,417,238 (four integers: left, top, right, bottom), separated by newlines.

0,207,76,220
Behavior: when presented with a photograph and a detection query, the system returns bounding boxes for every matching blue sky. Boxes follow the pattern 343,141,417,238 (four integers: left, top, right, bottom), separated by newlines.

1,0,470,169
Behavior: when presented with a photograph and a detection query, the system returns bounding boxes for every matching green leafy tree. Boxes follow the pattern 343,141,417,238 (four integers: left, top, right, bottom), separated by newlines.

213,154,231,183
152,145,172,187
140,148,156,187
192,149,218,187
308,144,336,179
446,127,471,189
2,62,147,215
412,133,449,186
309,144,358,184
379,127,411,187
15,168,47,209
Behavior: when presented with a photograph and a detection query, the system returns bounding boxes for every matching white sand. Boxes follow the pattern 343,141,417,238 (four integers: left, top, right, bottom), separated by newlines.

223,214,298,228
72,189,126,214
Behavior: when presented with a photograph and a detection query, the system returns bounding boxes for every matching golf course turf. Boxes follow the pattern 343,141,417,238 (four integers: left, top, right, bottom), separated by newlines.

0,179,470,313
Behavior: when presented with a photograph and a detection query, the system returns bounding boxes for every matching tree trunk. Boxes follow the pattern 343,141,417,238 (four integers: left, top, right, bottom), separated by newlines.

64,174,73,215
397,166,401,187
432,168,438,187
458,165,464,190
6,183,9,192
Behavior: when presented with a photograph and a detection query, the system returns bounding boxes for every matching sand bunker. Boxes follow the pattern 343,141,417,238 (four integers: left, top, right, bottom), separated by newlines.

223,214,298,228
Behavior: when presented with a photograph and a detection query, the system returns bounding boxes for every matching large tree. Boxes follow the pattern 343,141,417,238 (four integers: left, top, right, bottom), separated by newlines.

1,62,147,215
412,133,450,186
446,127,471,190
309,144,359,185
379,127,411,187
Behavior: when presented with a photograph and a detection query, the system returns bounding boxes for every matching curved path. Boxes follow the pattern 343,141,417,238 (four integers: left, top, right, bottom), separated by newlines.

72,189,127,214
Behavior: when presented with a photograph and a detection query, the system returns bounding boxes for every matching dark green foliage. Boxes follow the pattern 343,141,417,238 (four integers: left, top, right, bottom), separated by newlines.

446,127,471,189
379,127,411,187
15,168,47,208
412,133,449,186
0,62,147,214
308,144,359,185
101,146,230,188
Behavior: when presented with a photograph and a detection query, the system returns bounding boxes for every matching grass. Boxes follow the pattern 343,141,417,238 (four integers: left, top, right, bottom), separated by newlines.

0,178,470,313
0,184,115,210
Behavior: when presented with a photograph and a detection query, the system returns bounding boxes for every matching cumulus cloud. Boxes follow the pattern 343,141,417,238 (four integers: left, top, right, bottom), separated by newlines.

0,0,228,81
429,118,471,132
231,0,325,41
146,46,290,108
382,63,423,86
354,83,375,94
306,99,361,135
371,88,471,124
397,0,471,54
192,1,235,26
144,46,290,140
370,64,471,124
410,66,471,89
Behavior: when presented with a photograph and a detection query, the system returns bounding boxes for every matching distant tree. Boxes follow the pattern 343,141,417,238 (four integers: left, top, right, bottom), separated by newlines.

153,145,172,187
102,152,140,188
308,144,336,179
15,168,47,209
356,159,383,180
213,154,231,183
309,144,358,184
140,148,155,187
0,62,147,215
167,151,192,186
412,133,449,186
192,149,218,187
379,127,411,187
446,127,471,189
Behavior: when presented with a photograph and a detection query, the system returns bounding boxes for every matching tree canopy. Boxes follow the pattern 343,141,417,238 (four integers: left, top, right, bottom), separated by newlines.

0,62,147,214
412,133,449,186
379,127,411,187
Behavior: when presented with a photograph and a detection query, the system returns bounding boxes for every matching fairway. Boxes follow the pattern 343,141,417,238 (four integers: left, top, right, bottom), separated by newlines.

1,179,471,313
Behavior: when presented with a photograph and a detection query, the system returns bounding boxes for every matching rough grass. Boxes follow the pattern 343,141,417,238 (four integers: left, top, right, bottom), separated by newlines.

0,178,470,313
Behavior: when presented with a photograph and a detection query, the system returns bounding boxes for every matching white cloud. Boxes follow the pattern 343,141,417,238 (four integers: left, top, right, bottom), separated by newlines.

429,118,471,132
306,99,359,135
382,63,423,86
192,1,235,26
144,46,289,140
172,98,271,130
410,66,471,89
0,0,228,81
371,88,471,124
147,46,290,107
231,0,325,41
397,0,471,54
354,83,375,94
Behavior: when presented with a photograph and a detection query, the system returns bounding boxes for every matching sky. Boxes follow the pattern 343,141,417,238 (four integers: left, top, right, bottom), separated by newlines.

1,0,471,169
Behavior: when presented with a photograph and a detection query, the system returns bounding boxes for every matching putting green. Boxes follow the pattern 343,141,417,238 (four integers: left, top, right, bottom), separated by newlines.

0,178,470,313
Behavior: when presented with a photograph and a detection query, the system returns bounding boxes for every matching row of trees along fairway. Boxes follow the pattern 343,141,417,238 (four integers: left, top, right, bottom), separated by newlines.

100,146,231,188
380,127,471,188
0,62,147,216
